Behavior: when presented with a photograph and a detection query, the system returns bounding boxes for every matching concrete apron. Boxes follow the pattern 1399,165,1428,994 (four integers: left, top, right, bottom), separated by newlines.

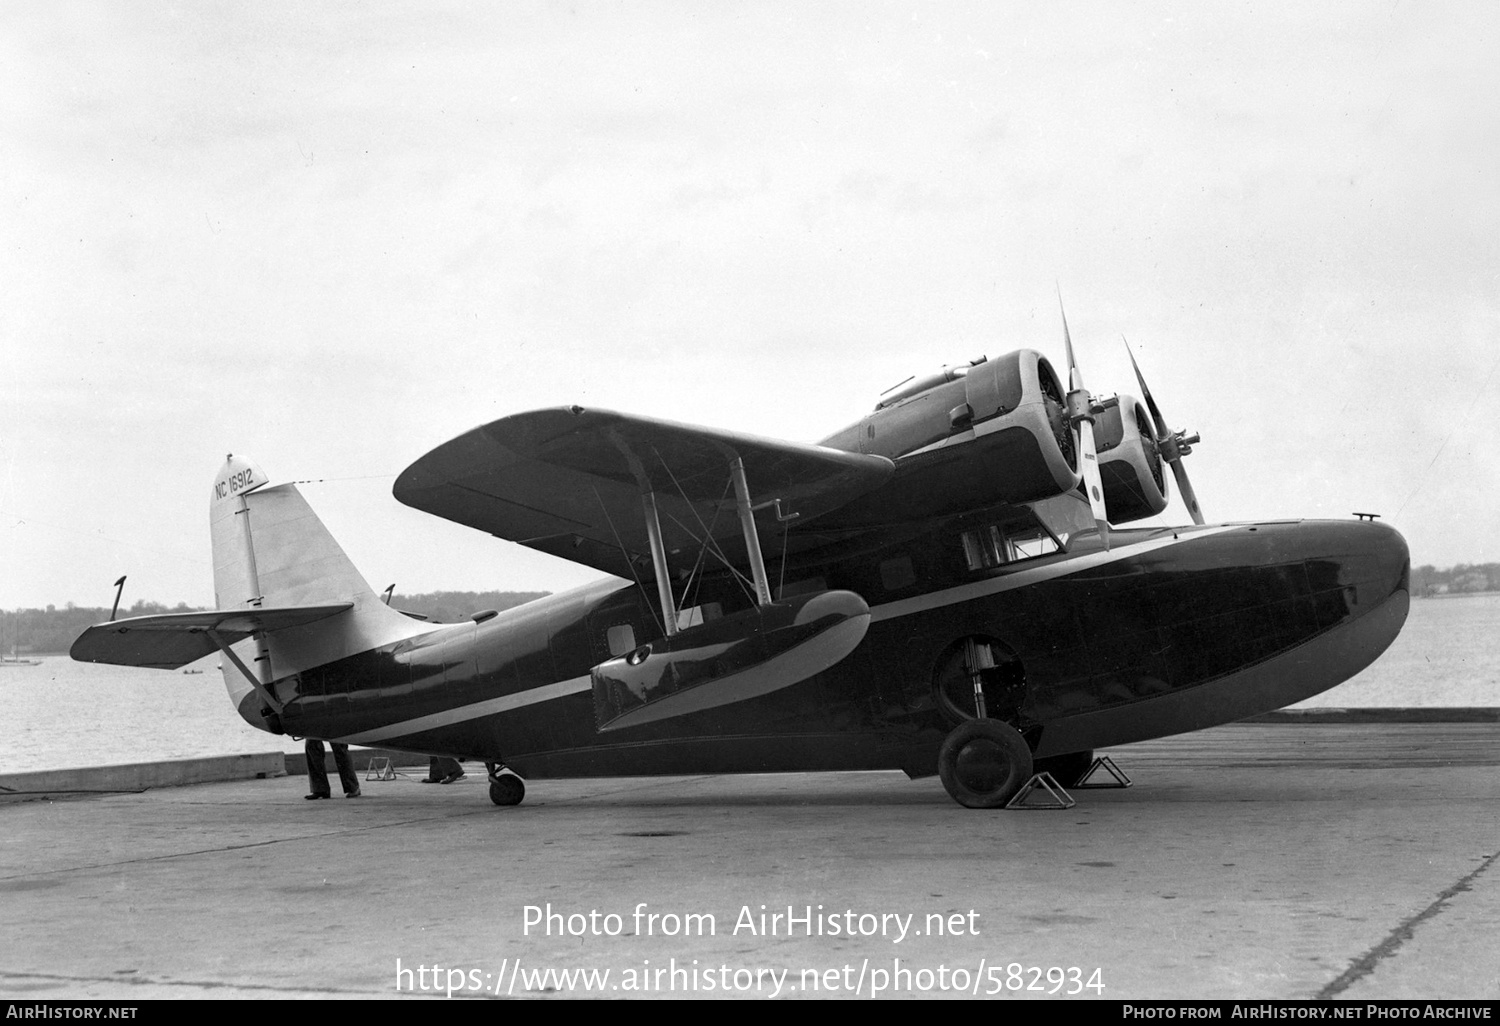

0,722,1495,1000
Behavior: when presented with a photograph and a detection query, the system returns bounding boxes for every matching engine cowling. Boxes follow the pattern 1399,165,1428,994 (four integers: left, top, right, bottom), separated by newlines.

1094,394,1169,524
819,349,1080,510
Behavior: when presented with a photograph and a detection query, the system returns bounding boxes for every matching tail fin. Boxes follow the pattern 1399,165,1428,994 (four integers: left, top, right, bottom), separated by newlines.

209,455,432,681
210,454,381,611
73,457,435,735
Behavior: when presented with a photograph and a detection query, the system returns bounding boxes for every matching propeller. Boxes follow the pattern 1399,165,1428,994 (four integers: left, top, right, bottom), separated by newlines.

1124,338,1205,525
1058,295,1110,550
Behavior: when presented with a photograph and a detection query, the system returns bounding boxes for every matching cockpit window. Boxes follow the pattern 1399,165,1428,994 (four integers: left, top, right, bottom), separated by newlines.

960,519,1061,571
1008,527,1060,560
1029,493,1095,548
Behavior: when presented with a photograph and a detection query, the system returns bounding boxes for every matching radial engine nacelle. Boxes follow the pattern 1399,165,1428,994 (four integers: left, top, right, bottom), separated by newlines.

1093,394,1170,524
820,349,1082,507
821,351,1176,525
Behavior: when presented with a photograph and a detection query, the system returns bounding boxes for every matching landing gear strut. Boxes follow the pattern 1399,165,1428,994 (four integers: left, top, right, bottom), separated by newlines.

486,762,526,806
938,719,1033,809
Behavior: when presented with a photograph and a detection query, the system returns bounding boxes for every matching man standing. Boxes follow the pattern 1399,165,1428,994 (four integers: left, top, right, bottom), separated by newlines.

305,738,361,799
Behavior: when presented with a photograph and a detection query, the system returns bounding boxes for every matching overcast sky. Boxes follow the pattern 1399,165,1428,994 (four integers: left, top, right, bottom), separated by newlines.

3,1,1497,611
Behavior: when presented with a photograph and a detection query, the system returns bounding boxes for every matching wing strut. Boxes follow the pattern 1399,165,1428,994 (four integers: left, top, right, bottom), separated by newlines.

638,456,779,636
640,491,679,636
206,628,284,715
730,457,774,606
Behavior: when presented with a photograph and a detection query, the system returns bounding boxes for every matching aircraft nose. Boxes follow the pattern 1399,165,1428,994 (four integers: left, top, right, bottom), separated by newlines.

1373,520,1410,597
1346,518,1410,610
1284,517,1408,621
1222,516,1409,633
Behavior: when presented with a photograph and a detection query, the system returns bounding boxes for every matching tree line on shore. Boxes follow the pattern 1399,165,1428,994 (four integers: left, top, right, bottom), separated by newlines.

2,590,550,656
1412,563,1499,597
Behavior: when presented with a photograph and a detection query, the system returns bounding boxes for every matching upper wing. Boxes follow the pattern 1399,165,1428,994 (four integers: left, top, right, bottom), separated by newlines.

70,604,353,669
393,407,894,580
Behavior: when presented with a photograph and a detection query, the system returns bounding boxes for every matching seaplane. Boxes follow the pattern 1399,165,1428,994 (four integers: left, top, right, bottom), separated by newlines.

71,314,1410,808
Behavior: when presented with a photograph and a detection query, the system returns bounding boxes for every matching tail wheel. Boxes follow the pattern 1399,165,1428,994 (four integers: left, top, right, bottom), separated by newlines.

487,767,525,806
938,719,1033,809
1033,750,1095,788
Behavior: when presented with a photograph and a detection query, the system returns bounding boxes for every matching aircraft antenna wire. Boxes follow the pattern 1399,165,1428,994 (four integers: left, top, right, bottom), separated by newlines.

289,474,397,485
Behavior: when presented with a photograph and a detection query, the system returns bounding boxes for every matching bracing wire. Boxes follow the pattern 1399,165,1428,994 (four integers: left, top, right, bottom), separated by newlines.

651,448,758,604
591,485,665,638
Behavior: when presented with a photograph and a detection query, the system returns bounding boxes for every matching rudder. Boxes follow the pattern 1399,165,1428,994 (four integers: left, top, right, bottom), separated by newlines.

208,456,434,723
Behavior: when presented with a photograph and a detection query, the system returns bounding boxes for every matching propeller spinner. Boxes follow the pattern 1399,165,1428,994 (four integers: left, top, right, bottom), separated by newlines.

1058,297,1111,550
1124,338,1205,525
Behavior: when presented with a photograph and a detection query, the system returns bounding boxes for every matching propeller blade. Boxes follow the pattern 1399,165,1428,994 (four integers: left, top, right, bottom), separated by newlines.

1059,293,1110,549
1060,297,1083,392
1124,339,1170,441
1123,337,1205,525
1076,416,1111,548
1170,458,1205,526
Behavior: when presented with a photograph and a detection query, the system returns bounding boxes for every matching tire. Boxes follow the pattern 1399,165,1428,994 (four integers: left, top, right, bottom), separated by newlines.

488,773,525,806
1033,749,1095,788
938,719,1034,809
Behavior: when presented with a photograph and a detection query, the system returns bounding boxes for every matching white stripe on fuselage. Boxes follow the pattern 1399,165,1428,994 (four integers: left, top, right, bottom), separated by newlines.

332,525,1241,745
335,674,593,745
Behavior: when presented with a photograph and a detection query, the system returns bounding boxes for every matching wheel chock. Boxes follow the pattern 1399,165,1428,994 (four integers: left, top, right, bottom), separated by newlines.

1073,755,1131,788
1005,771,1076,810
364,757,396,782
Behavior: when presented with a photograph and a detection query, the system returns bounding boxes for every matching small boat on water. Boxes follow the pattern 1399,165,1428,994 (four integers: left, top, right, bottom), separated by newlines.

1,641,41,666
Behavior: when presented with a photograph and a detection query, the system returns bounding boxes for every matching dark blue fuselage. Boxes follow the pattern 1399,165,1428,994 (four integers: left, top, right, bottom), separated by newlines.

257,517,1409,781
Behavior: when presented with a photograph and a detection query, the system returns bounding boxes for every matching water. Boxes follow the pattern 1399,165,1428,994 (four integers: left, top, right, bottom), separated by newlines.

1,657,310,774
3,594,1495,773
1288,592,1499,708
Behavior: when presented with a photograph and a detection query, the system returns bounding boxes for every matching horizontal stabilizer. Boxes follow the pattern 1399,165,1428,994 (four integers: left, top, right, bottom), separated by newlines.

70,604,353,670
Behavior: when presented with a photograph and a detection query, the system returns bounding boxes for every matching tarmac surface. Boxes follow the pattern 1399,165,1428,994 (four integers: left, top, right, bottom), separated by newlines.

1,721,1497,1001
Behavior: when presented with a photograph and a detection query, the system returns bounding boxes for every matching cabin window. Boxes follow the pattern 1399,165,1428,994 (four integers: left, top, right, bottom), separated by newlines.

961,525,1008,570
879,555,916,591
606,625,637,657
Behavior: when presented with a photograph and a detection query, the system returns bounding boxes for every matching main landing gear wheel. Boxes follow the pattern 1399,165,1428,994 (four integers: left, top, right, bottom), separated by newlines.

487,765,526,806
938,719,1034,809
1032,750,1095,789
